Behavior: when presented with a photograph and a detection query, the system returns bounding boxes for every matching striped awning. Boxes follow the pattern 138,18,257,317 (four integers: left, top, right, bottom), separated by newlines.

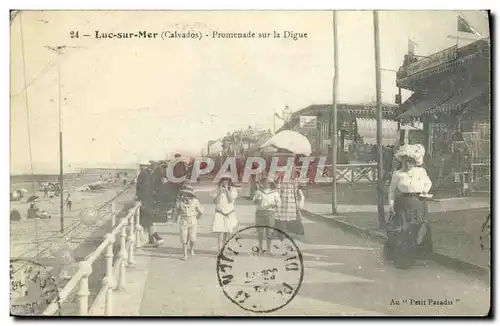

399,82,489,118
427,82,489,116
355,118,400,146
398,90,454,119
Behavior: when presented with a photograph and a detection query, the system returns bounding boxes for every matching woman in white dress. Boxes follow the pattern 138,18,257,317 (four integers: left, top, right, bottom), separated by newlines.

385,144,433,268
212,174,239,251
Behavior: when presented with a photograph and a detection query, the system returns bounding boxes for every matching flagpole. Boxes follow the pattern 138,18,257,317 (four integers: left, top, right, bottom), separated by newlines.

331,10,338,214
58,62,64,233
456,14,459,49
373,10,385,229
447,35,479,42
19,12,35,195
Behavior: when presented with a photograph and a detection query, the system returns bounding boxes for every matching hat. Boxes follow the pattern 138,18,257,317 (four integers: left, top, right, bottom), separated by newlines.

219,172,233,181
180,185,196,197
260,174,276,184
138,160,150,166
395,144,425,166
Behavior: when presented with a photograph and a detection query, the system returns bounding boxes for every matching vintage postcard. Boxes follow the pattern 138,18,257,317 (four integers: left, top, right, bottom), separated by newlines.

9,10,490,317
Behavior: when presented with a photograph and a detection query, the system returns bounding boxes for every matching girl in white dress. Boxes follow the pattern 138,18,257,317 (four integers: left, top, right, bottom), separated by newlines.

212,174,238,251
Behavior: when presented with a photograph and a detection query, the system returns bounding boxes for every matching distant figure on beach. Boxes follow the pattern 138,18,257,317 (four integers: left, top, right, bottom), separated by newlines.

10,209,21,221
27,203,51,219
66,193,72,212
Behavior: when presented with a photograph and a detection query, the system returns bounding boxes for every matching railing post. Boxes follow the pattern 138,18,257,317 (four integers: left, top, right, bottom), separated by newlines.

104,233,115,315
117,219,127,290
135,203,142,249
111,200,116,227
77,261,92,316
102,276,113,316
128,209,136,266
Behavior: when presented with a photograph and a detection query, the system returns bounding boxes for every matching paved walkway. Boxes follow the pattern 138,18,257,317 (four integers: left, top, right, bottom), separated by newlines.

303,196,491,268
304,196,490,215
91,194,490,316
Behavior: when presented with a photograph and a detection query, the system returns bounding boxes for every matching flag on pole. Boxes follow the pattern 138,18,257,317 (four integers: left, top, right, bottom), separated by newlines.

408,38,417,54
457,14,481,36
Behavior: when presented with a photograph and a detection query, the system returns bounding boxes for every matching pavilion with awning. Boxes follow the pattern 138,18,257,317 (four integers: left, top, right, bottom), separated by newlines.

395,37,490,192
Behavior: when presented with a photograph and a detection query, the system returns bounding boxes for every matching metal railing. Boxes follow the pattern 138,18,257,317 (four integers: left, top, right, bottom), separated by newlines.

42,201,143,316
313,163,378,185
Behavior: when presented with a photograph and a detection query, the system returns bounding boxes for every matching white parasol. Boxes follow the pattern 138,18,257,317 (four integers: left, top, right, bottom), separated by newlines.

260,130,312,156
258,145,279,155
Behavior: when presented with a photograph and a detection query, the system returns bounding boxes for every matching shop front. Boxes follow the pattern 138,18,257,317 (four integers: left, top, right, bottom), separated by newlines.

396,38,490,194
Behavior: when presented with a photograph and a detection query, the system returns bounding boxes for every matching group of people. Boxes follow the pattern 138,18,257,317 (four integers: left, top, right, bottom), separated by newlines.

135,143,435,268
135,152,308,260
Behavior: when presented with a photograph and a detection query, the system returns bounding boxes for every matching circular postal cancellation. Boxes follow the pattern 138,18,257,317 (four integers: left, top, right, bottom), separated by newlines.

10,259,61,316
216,226,304,313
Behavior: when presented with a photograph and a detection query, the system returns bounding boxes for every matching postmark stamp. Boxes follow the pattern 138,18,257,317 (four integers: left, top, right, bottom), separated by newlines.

216,226,304,313
10,259,61,316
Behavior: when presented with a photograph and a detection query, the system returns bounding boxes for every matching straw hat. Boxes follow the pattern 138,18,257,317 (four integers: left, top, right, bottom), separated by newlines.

138,160,150,166
218,172,234,181
395,144,425,166
180,185,196,197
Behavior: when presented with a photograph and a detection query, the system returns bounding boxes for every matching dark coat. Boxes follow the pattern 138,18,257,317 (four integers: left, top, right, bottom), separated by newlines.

136,170,154,206
172,161,188,181
155,182,179,211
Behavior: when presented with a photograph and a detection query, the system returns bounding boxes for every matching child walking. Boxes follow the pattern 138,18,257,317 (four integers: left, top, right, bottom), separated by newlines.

253,175,281,254
172,185,204,260
212,173,238,252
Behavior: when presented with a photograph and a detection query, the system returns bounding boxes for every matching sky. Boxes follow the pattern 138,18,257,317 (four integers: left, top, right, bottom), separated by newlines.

10,10,489,174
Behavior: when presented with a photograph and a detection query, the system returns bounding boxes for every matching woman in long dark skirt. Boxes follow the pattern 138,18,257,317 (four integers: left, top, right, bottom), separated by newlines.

137,162,163,246
385,144,433,268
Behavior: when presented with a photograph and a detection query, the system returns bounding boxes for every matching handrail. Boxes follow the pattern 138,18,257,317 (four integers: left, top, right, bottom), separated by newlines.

42,201,142,316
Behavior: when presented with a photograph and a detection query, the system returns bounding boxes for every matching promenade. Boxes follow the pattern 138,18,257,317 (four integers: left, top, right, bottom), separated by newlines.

90,189,490,316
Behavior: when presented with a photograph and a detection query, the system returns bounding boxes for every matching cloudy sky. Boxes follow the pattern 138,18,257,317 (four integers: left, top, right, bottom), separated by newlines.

10,10,489,174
